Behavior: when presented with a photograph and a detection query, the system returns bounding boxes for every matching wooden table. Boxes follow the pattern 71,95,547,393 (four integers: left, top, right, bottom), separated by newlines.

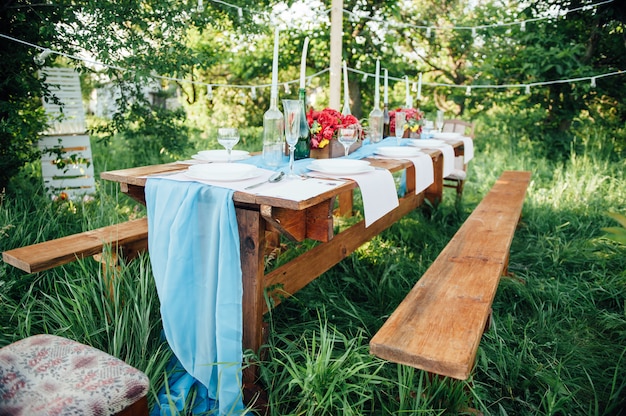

101,143,461,387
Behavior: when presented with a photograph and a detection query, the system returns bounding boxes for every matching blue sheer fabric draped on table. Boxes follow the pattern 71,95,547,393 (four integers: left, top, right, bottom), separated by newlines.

144,136,447,414
146,179,245,415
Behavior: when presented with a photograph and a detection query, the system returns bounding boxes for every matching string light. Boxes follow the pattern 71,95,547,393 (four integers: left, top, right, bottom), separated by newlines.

465,86,472,96
197,0,204,13
362,73,368,82
34,49,52,65
340,0,614,33
525,85,531,94
520,21,526,31
284,83,290,94
250,87,257,99
2,33,623,101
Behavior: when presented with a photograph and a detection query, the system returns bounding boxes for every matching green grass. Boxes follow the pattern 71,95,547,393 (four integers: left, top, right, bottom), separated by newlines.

1,116,625,415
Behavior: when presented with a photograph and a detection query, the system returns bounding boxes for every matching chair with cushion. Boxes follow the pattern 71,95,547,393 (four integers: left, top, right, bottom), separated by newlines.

0,334,149,416
442,119,475,197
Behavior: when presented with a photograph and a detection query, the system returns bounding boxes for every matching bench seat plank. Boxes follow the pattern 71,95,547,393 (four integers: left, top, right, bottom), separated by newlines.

370,171,531,380
2,218,148,273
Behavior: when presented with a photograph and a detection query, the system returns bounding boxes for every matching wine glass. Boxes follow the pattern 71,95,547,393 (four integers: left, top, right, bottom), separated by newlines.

282,99,302,178
394,111,406,145
338,125,359,157
217,127,240,162
436,110,445,133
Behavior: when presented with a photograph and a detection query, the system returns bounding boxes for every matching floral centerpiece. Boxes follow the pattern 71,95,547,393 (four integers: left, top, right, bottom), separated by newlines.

389,108,425,137
307,108,361,149
306,108,363,158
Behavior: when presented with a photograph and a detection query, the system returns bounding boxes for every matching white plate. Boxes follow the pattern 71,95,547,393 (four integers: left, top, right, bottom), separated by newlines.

308,159,370,174
185,163,260,181
408,139,446,148
307,163,374,175
431,132,462,140
375,146,423,158
192,150,250,162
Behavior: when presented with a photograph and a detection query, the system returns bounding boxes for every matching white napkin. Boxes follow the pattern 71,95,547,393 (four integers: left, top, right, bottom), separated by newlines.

149,169,277,191
460,136,474,162
253,177,346,201
308,169,399,227
432,144,455,177
150,170,347,203
375,153,434,195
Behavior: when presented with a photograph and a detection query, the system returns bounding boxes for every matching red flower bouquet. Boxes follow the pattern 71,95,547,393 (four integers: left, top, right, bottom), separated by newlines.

389,108,425,136
307,108,361,149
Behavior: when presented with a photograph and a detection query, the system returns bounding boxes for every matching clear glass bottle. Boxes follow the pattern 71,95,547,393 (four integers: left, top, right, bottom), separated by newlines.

369,106,383,144
262,92,284,167
294,88,310,159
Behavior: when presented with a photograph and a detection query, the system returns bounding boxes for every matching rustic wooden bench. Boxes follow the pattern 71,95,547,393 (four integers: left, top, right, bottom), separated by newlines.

2,218,148,273
370,170,531,380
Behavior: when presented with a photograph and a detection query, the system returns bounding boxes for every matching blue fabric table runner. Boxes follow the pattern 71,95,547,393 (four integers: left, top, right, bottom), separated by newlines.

146,178,245,415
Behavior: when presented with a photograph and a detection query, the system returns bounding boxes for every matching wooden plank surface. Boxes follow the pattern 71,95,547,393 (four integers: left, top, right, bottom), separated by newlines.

2,219,148,273
370,171,531,380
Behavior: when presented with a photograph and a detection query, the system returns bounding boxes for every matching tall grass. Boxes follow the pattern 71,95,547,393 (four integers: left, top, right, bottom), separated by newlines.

1,116,625,414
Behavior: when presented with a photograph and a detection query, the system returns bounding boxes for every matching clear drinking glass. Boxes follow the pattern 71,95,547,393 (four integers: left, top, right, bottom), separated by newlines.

394,111,406,145
338,125,359,157
282,99,303,178
436,110,445,132
217,127,240,162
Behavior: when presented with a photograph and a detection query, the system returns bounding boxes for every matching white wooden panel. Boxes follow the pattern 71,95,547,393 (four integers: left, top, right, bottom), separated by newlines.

39,67,86,135
38,134,95,198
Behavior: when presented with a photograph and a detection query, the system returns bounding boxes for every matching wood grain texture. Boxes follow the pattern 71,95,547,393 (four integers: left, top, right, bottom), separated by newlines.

2,219,148,273
370,171,531,380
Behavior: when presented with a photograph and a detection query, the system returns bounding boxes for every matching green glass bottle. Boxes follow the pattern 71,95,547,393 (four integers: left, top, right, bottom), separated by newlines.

294,88,310,159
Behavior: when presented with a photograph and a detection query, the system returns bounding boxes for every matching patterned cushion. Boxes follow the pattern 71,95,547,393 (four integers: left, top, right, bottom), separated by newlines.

0,334,149,416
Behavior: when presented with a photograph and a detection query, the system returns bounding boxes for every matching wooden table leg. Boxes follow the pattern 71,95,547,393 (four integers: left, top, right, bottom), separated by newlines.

425,152,444,205
235,206,268,409
236,206,265,365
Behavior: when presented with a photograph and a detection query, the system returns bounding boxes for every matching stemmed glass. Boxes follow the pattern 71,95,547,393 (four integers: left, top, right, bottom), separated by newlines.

338,125,359,157
282,99,302,178
217,127,240,162
395,111,406,145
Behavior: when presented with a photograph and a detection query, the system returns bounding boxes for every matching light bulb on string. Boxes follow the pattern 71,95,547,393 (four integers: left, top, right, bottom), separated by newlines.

284,83,291,94
238,91,246,105
197,0,204,12
250,87,257,99
206,85,213,101
362,73,368,82
525,85,531,94
590,77,596,88
412,82,417,92
34,48,52,65
471,27,477,38
465,86,472,96
426,27,432,38
237,7,243,21
520,21,526,31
